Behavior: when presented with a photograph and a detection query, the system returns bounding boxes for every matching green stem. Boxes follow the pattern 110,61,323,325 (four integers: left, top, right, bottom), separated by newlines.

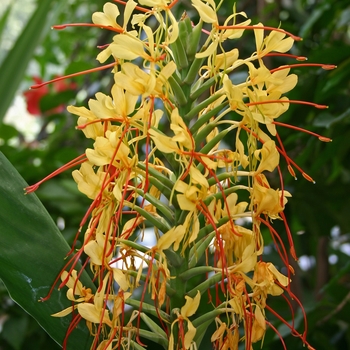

187,272,223,298
184,93,223,120
179,266,214,280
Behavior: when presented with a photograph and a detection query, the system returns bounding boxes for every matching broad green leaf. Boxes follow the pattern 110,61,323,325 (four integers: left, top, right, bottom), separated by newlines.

0,152,94,349
0,0,56,122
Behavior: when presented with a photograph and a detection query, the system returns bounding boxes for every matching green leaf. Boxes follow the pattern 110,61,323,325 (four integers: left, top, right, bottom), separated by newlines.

2,315,28,350
299,2,331,38
0,4,12,44
0,152,94,349
0,123,18,142
0,0,61,122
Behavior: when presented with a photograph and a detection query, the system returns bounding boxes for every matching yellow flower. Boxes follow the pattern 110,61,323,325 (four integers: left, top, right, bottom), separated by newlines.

192,0,251,62
92,1,136,31
156,224,186,251
149,108,194,159
51,270,94,317
191,0,217,24
113,61,176,98
86,130,133,168
175,174,208,212
254,140,280,174
132,1,179,44
67,104,104,140
169,291,201,350
247,89,290,136
251,261,289,307
77,273,111,326
72,162,109,200
211,320,239,350
251,305,266,343
254,23,294,58
252,174,291,219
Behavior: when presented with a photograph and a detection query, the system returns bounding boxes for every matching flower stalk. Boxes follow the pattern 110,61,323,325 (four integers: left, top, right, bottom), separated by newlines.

27,1,334,349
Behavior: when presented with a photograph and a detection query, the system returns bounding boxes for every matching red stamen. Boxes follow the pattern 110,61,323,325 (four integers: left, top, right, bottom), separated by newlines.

280,212,298,261
319,136,332,142
265,319,287,350
97,43,110,49
287,164,297,180
246,99,328,109
63,313,82,350
270,63,336,73
273,121,332,142
258,217,289,268
31,63,117,89
265,53,308,61
112,0,149,13
275,132,293,180
302,172,316,184
216,24,302,41
25,154,87,193
240,124,314,182
167,0,180,10
52,23,123,33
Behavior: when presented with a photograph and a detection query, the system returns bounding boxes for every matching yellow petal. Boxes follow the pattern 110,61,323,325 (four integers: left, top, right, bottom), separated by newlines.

113,269,130,291
97,340,113,350
52,305,77,317
149,128,178,153
176,194,196,211
157,225,185,251
60,270,83,294
77,303,110,324
254,23,264,54
181,290,200,318
195,41,218,59
184,320,196,349
84,240,103,265
251,306,266,342
92,2,120,28
254,140,280,173
211,322,226,341
267,262,289,286
110,34,145,60
192,0,217,23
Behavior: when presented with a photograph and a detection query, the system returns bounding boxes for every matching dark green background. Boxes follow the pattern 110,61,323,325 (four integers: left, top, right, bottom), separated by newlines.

0,0,349,349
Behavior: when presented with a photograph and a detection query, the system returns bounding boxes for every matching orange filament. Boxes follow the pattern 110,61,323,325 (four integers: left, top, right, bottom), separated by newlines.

270,63,336,73
216,24,302,41
31,62,117,89
302,172,316,184
273,121,332,141
287,164,297,180
113,0,149,13
52,23,124,33
265,53,308,61
246,100,328,109
25,154,87,193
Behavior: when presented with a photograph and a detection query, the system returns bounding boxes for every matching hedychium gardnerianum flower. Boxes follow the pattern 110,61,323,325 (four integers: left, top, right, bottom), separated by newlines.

26,1,335,349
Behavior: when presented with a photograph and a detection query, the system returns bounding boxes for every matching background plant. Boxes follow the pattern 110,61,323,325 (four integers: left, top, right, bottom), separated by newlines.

0,0,349,350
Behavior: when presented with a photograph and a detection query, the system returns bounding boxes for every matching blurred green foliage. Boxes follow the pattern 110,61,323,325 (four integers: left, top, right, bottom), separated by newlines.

0,0,349,349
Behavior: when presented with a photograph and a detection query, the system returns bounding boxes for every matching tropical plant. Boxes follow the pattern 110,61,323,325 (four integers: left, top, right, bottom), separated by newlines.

0,1,349,350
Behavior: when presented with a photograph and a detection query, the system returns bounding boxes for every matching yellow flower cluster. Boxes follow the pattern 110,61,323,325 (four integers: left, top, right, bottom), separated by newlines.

36,1,332,349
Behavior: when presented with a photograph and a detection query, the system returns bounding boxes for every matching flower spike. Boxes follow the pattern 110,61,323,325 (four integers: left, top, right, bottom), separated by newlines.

28,1,334,349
